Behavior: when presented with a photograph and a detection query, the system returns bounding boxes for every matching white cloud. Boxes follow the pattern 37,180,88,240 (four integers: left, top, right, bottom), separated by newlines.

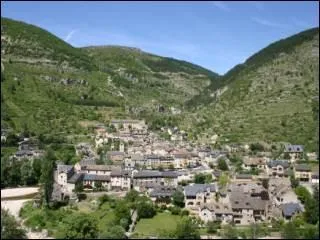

64,29,78,42
251,17,289,28
212,1,230,12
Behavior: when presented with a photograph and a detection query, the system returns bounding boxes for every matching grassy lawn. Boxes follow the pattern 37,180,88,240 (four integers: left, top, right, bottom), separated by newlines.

133,212,181,238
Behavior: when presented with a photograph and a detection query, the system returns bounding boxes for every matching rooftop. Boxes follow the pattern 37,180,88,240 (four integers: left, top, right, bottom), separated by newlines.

83,174,111,181
284,145,304,153
267,160,290,168
184,184,217,197
82,165,113,171
57,165,73,174
281,202,303,217
295,164,311,172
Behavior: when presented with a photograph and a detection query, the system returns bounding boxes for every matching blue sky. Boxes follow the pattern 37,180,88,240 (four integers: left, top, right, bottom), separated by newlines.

2,1,319,74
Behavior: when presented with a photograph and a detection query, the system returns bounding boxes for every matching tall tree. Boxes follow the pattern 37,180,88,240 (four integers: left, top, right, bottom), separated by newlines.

40,148,56,207
172,190,185,208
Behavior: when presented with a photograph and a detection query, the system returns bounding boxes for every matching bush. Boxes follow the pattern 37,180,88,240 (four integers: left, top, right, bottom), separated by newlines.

77,193,87,201
98,194,110,206
207,220,221,234
137,202,156,219
170,206,181,215
180,209,189,216
160,205,167,211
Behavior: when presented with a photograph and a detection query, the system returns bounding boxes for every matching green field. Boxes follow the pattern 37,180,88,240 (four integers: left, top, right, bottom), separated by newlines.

133,212,181,238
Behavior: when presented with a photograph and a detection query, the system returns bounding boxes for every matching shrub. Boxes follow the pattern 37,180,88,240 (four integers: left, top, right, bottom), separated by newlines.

180,209,189,216
170,206,181,215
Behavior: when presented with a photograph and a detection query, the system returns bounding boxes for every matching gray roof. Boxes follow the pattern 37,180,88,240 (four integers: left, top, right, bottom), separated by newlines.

284,145,304,153
82,165,113,171
281,202,302,217
133,170,178,178
161,171,178,178
108,151,125,156
67,173,84,184
200,203,233,215
145,155,160,160
57,165,73,174
236,174,252,179
111,168,131,177
15,150,33,156
79,158,96,166
149,186,177,198
83,174,111,181
184,184,217,197
134,170,162,178
230,191,268,210
267,160,290,168
295,164,311,171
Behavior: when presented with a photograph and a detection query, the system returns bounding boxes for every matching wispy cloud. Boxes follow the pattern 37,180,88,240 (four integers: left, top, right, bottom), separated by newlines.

251,17,289,28
251,1,264,11
64,29,78,42
212,1,230,12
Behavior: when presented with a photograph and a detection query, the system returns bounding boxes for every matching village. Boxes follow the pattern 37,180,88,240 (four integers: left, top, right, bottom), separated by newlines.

4,117,318,236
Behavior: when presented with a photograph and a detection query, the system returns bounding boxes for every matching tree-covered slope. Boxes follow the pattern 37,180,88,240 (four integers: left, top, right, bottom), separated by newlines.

184,28,319,151
1,17,219,137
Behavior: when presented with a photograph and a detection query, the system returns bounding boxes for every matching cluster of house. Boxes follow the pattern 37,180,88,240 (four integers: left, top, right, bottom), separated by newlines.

53,157,311,225
9,138,45,161
26,118,316,226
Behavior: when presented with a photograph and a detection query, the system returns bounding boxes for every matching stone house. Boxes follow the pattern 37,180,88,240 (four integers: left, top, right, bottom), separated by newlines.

82,174,111,189
124,154,145,170
266,160,290,177
184,184,218,211
271,184,299,207
111,119,147,131
110,168,131,190
284,145,304,162
74,158,97,172
132,170,178,192
242,157,266,171
159,156,175,169
78,164,113,175
145,154,161,169
173,151,191,169
149,186,178,204
199,202,233,225
294,164,312,182
230,190,269,225
107,151,125,163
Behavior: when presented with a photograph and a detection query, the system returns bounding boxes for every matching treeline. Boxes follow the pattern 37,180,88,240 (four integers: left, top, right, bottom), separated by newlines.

1,158,42,188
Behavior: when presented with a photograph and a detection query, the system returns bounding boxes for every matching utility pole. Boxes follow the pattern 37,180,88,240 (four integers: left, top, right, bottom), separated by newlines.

312,44,319,160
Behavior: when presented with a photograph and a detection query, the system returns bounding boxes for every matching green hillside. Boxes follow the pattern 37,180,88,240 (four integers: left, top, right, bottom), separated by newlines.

184,28,319,151
1,17,96,71
1,17,218,137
